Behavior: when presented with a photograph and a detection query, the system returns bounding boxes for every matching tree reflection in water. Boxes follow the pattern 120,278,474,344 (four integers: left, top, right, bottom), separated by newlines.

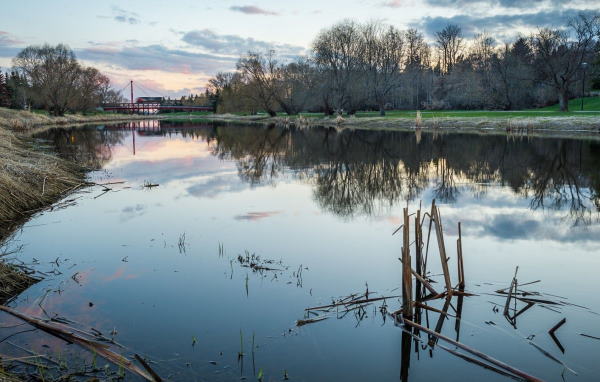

38,121,600,224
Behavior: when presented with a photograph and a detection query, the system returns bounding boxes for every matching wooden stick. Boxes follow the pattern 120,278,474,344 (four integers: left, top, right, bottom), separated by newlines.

134,354,162,382
504,267,519,317
0,305,156,381
437,344,524,381
548,318,566,353
415,209,422,301
402,208,413,318
548,318,566,336
410,268,438,295
304,296,401,311
580,333,600,340
411,301,450,317
432,204,452,293
424,202,435,272
457,222,465,289
400,318,545,382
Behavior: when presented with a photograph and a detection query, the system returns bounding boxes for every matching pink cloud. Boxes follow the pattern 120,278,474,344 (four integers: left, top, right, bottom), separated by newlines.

381,0,403,7
103,266,138,282
234,211,282,221
230,5,279,15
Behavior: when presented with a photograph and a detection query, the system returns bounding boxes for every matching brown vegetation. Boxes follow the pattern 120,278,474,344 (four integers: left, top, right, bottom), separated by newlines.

0,107,159,132
187,112,600,135
0,124,87,240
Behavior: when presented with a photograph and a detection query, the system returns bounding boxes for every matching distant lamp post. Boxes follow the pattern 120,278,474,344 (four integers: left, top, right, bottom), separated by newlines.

581,62,588,111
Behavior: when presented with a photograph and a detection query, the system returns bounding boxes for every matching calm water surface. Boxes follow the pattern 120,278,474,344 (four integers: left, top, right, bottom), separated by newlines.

2,121,600,381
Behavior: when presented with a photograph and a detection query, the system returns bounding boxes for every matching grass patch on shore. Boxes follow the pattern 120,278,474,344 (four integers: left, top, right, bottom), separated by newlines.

0,126,86,239
0,107,158,131
0,261,39,304
536,96,600,111
351,109,600,118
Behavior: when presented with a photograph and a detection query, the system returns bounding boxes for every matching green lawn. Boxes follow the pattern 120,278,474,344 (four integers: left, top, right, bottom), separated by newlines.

339,109,600,118
160,96,600,120
536,96,600,111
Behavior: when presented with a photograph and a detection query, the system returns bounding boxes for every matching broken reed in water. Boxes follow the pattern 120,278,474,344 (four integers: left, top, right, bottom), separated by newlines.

398,199,467,319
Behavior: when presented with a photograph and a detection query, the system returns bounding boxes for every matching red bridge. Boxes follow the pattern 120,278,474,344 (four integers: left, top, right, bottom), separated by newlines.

102,103,213,114
101,81,214,114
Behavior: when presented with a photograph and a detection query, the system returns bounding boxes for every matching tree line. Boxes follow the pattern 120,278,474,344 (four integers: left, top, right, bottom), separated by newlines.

208,13,600,114
0,44,124,116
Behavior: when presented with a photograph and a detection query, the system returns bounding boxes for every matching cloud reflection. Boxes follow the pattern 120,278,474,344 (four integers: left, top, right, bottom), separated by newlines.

234,211,282,221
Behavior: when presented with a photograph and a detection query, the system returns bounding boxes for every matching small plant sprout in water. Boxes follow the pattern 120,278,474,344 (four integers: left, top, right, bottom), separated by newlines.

178,232,186,254
257,368,264,382
238,329,245,361
142,180,159,189
192,336,198,347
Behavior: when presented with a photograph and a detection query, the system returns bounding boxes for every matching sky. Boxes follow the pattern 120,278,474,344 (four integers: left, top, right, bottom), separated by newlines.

0,0,597,97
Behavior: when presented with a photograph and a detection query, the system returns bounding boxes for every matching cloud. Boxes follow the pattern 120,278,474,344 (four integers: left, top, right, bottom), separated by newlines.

381,0,403,7
424,0,600,9
186,173,251,198
234,211,282,221
182,29,306,57
481,214,541,239
230,5,279,15
78,44,237,74
424,0,557,8
413,8,598,40
120,204,146,222
0,31,22,46
111,6,140,25
0,32,23,59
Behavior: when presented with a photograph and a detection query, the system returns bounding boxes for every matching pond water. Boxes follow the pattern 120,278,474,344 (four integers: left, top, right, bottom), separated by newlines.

2,121,600,381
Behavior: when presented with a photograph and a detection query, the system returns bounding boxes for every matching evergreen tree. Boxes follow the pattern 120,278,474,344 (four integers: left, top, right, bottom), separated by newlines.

0,72,10,107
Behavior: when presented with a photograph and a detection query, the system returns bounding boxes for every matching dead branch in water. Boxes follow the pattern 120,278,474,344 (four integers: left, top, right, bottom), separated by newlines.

580,333,600,341
296,316,328,326
0,305,160,381
548,318,566,353
399,317,545,382
304,295,401,311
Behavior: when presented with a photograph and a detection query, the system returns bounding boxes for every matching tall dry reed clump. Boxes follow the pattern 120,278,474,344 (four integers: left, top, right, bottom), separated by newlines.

0,126,85,238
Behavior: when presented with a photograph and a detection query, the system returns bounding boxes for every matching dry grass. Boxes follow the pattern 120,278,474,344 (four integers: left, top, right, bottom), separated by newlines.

193,113,600,137
0,368,23,382
0,261,38,304
0,126,86,239
0,107,159,132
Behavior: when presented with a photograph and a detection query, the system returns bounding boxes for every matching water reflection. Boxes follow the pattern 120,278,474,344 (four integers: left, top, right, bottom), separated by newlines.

40,121,600,225
7,120,598,382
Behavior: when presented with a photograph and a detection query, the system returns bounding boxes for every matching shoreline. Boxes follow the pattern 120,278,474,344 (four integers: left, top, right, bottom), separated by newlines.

168,113,600,140
2,107,599,139
0,107,168,132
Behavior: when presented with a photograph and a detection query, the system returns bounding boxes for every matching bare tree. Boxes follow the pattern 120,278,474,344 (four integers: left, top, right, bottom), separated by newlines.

360,22,405,115
313,20,363,113
435,24,464,73
237,51,279,116
74,67,110,111
530,13,599,111
275,57,317,115
404,29,431,108
13,44,82,115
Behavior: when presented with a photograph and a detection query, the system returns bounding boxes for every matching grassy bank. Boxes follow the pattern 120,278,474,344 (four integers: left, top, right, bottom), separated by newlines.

174,112,600,136
0,126,87,239
537,96,600,111
0,107,162,131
